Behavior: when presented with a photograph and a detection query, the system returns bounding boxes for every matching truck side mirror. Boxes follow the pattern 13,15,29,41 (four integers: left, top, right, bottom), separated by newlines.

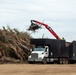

45,48,48,52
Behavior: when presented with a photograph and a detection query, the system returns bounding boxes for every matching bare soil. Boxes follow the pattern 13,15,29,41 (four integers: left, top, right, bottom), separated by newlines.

0,64,76,75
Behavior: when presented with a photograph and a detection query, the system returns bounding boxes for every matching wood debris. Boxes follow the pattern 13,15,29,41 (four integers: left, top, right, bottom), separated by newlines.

27,22,41,32
0,26,31,63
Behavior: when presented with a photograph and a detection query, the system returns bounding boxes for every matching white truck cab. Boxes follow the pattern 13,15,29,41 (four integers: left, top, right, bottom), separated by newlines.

28,46,49,63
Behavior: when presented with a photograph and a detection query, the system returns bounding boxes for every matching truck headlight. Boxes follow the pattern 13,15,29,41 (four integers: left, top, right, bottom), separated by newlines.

28,56,31,58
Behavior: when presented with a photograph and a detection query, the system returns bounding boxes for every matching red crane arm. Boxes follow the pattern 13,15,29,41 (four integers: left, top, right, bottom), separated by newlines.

31,20,61,40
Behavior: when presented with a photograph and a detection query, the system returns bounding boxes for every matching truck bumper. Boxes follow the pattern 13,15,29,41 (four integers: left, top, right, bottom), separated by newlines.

28,58,43,62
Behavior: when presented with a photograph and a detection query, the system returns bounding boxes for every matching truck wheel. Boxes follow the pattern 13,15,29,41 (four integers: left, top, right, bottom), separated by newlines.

63,58,69,64
62,58,66,64
42,58,47,64
59,58,63,64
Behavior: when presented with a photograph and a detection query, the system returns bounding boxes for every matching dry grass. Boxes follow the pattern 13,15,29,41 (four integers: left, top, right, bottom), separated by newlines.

0,64,76,75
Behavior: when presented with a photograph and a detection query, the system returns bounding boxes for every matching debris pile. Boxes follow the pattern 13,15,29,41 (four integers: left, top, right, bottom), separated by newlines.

0,26,31,63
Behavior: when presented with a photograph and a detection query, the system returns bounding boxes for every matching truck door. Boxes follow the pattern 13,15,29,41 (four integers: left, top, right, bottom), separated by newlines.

45,46,49,57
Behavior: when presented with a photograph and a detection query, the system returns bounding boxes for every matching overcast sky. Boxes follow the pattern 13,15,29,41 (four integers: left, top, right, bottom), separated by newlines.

0,0,76,42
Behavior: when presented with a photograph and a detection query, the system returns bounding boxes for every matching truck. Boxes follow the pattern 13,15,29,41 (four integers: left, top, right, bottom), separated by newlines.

28,38,69,64
28,20,76,64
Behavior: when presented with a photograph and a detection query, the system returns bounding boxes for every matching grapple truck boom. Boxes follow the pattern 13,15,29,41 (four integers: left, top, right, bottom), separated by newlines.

28,20,61,40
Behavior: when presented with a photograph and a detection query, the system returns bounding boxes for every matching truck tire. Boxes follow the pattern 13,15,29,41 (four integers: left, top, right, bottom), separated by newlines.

63,58,69,64
59,58,63,64
42,58,47,64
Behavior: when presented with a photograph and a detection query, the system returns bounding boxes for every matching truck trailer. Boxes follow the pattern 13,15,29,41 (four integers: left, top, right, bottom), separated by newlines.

69,41,76,64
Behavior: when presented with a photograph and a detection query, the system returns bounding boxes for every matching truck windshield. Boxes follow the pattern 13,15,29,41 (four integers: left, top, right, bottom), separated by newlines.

34,46,44,51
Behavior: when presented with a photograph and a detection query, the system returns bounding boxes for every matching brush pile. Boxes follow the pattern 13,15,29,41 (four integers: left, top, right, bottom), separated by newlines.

0,26,31,63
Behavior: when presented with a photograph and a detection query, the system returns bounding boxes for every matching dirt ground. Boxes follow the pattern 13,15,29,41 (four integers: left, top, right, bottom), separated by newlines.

0,64,76,75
